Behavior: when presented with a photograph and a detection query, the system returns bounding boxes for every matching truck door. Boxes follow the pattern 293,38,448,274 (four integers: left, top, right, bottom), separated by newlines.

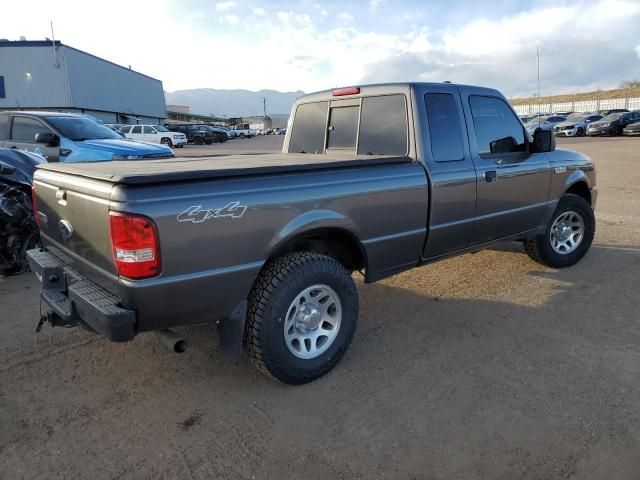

6,115,60,162
418,85,477,259
461,92,551,244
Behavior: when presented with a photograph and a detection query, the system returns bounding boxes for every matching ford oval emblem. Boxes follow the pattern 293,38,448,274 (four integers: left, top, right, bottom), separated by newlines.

58,219,74,240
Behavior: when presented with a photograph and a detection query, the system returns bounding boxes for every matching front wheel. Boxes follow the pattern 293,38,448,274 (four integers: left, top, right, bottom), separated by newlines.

523,194,595,268
161,137,172,147
245,253,358,384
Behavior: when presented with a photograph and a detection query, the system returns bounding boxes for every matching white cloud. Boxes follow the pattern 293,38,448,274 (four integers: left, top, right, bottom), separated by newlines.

222,14,239,24
337,12,354,22
2,0,639,98
215,1,235,12
253,7,266,16
277,11,291,24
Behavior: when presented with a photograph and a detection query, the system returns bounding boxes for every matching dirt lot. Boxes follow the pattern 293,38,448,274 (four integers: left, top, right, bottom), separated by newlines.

1,136,639,479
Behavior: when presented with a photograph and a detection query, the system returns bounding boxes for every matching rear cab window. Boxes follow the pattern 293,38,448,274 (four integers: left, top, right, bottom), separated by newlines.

288,94,408,156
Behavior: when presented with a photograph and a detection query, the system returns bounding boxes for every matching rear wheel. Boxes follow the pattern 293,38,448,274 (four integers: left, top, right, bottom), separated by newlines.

194,136,204,145
239,133,246,138
161,137,172,147
523,194,595,268
245,253,358,384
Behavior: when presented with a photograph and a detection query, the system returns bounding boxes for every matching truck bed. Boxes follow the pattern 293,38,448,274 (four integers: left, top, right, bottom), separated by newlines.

38,153,411,185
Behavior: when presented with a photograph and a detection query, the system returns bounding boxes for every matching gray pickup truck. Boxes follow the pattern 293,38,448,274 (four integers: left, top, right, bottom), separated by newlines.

27,83,596,384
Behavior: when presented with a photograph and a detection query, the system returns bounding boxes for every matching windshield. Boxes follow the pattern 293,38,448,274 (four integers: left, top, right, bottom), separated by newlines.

154,125,170,132
45,116,122,141
602,113,624,121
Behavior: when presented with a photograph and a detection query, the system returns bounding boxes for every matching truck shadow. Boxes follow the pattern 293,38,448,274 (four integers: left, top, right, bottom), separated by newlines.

2,244,639,479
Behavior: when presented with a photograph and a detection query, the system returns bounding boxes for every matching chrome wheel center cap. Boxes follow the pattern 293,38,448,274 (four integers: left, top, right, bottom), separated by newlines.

295,304,321,332
556,223,571,242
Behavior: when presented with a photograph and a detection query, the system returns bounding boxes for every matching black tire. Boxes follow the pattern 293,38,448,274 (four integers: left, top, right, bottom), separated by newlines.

239,133,246,139
217,133,228,143
577,127,585,137
194,136,204,145
161,137,172,147
523,194,595,268
245,252,358,385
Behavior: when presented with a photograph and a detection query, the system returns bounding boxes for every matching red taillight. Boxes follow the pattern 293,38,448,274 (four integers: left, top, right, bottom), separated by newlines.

108,211,160,279
31,186,41,229
332,87,360,96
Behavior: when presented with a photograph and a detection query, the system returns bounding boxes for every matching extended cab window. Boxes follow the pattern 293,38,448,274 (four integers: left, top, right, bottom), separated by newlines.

289,101,328,153
120,126,132,133
469,96,525,156
424,93,464,161
143,126,155,134
132,126,142,134
358,95,407,156
11,117,51,142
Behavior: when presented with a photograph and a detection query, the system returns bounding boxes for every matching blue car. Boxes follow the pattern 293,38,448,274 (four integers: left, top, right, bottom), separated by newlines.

0,111,174,162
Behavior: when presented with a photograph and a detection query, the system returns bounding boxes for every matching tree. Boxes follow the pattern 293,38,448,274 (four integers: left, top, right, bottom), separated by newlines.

620,80,640,88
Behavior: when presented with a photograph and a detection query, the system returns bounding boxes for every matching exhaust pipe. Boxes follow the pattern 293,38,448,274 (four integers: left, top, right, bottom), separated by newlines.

156,329,186,353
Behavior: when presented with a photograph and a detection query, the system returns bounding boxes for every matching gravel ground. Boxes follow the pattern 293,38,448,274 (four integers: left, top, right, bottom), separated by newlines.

1,136,639,479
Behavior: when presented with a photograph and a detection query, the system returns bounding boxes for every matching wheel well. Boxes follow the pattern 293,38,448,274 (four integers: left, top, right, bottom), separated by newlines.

266,228,366,273
565,181,591,204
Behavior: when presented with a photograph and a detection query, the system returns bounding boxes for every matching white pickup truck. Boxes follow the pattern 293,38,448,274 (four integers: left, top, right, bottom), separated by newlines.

228,125,256,138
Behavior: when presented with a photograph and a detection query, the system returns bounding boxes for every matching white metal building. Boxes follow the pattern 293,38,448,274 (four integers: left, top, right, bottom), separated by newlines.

0,40,166,124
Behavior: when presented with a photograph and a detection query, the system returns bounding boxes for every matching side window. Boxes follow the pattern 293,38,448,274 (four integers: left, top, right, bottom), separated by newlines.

143,126,155,134
358,95,407,155
0,115,9,140
131,126,142,134
288,101,328,154
120,126,132,133
11,117,51,142
327,106,358,149
424,93,464,162
469,96,526,156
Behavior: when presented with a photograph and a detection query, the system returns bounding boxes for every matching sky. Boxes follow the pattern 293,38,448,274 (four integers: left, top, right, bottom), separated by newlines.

2,0,640,97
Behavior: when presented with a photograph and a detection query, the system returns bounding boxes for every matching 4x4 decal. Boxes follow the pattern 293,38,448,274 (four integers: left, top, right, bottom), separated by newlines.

177,202,247,223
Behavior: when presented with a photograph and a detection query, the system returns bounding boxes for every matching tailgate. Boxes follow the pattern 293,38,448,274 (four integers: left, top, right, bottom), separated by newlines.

33,169,116,278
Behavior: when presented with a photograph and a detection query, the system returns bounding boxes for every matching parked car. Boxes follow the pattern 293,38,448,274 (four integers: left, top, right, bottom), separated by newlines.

165,123,226,144
553,114,603,137
207,126,231,141
0,112,174,162
229,125,256,138
27,82,596,385
525,115,567,134
120,124,187,148
0,148,43,274
214,126,237,139
622,121,640,136
586,111,640,136
597,108,629,117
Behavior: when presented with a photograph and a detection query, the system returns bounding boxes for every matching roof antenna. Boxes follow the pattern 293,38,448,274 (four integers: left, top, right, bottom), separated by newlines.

50,21,60,68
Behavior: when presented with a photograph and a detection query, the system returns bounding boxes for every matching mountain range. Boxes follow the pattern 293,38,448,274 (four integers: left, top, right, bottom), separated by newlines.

164,88,305,117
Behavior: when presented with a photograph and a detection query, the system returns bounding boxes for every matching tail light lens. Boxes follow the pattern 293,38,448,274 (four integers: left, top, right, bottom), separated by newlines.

108,211,161,279
31,186,41,229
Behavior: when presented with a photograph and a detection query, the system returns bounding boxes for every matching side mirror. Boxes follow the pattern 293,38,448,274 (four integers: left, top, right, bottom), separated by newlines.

35,132,56,145
532,129,555,153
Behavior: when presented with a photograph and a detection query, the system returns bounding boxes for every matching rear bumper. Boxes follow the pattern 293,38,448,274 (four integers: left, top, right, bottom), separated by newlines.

27,248,136,342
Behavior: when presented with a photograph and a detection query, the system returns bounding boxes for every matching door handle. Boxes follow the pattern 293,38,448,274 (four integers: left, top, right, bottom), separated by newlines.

485,170,497,183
